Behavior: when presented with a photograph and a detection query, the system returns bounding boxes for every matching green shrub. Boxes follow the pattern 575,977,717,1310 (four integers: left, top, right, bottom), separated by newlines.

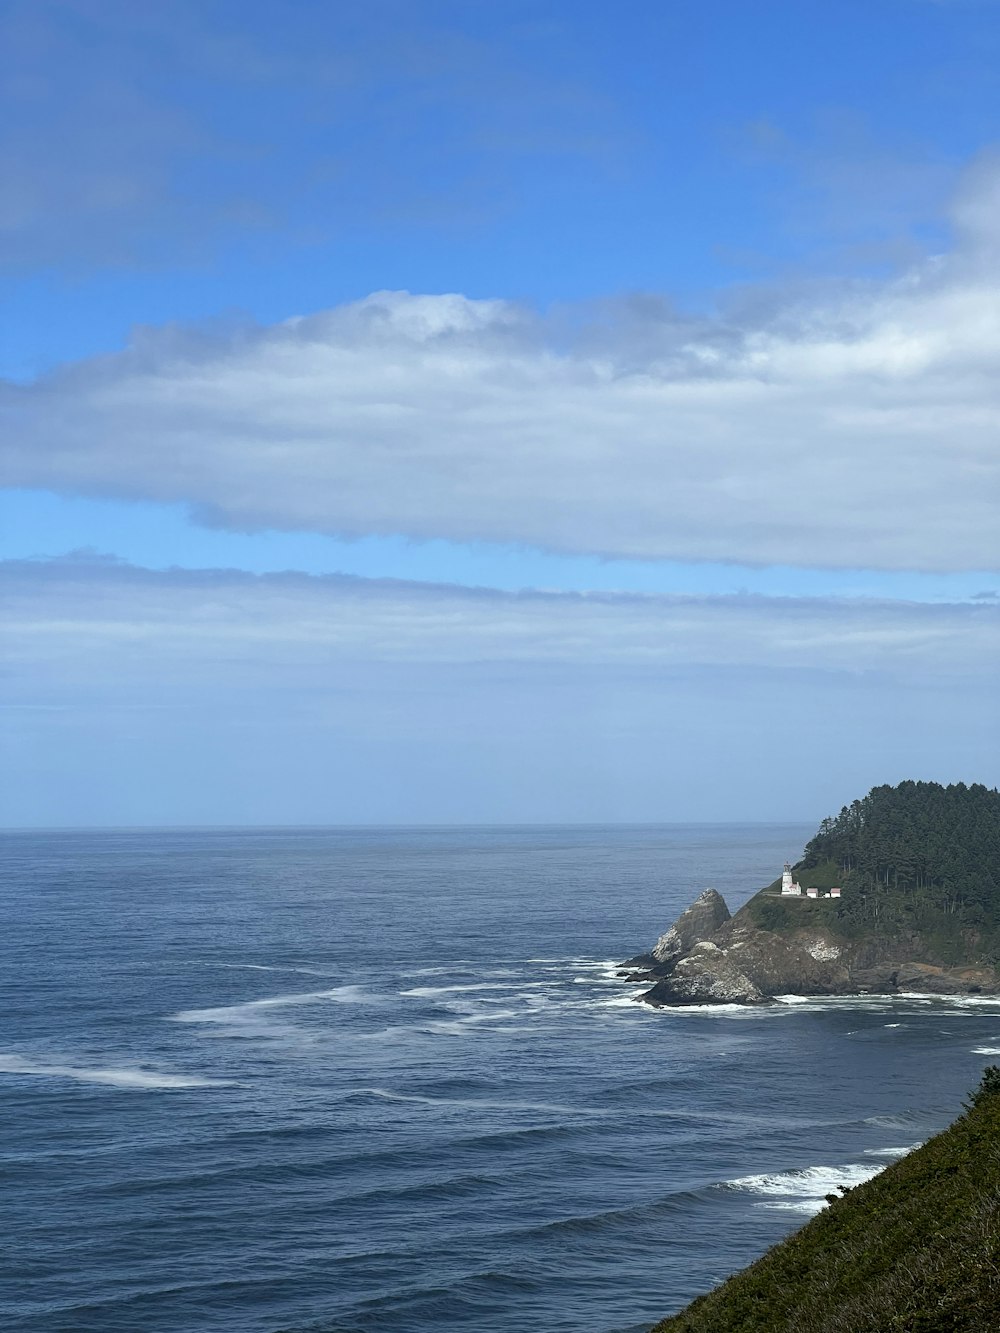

652,1072,1000,1332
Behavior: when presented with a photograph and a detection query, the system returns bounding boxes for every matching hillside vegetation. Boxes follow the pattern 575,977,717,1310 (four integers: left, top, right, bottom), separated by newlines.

653,1069,1000,1333
743,782,1000,965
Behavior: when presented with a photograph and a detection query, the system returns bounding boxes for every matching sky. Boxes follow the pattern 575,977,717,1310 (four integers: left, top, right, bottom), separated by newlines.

2,0,999,826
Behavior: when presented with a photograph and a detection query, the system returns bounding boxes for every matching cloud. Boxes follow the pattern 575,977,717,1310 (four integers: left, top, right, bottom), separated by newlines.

4,177,1000,571
4,556,997,824
3,557,997,702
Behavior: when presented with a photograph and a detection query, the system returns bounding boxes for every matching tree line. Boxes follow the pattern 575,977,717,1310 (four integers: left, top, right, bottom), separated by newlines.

799,781,1000,947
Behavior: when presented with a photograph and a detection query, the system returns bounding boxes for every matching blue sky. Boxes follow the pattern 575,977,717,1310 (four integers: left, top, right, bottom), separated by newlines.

2,0,999,824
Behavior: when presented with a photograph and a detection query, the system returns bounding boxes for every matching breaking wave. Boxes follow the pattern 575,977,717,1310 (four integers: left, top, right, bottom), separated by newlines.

724,1162,884,1213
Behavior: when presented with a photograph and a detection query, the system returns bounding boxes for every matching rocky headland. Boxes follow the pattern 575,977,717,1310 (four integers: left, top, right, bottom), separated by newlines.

623,781,1000,1006
624,886,1000,1005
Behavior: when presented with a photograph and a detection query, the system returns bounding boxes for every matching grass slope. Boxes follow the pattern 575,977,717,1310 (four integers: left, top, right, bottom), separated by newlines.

653,1071,1000,1333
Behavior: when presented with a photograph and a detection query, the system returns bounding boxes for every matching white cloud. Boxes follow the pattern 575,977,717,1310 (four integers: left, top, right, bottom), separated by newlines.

4,557,997,825
4,173,1000,571
3,558,997,702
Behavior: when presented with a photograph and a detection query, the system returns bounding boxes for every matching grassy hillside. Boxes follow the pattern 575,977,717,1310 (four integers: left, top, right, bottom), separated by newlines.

652,1069,1000,1333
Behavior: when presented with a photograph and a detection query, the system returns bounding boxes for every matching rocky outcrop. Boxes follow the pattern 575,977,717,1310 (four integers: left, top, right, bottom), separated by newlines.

651,888,731,968
632,889,1000,1006
643,941,766,1005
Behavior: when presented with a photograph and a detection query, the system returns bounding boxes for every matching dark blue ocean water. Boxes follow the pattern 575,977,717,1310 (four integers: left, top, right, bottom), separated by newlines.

2,825,998,1333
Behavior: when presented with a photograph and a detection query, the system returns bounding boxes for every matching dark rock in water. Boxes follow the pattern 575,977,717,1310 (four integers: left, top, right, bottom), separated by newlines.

891,961,998,995
643,941,766,1005
651,888,730,970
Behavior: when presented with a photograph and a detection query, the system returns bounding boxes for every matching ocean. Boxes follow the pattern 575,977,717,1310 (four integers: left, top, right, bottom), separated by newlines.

2,824,998,1333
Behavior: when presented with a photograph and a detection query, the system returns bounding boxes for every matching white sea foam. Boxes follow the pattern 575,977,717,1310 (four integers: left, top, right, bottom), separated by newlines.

173,984,366,1025
169,984,368,1040
899,992,1000,1007
864,1143,921,1158
972,1046,1000,1055
400,982,536,998
0,1054,232,1090
355,1086,610,1116
648,1002,757,1015
216,963,340,977
526,957,615,965
727,1162,883,1213
774,995,898,1009
401,965,463,977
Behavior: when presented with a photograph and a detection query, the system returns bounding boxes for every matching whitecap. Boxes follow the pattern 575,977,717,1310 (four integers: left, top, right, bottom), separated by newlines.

972,1046,1000,1055
0,1054,232,1090
214,963,340,977
726,1161,883,1213
400,982,532,998
647,1002,760,1015
864,1143,920,1158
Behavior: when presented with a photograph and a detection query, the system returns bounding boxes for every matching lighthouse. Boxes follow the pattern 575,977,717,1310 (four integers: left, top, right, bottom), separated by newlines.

781,862,802,896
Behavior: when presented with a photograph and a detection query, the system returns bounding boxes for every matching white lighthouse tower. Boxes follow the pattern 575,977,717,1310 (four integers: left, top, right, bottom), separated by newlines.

781,862,802,896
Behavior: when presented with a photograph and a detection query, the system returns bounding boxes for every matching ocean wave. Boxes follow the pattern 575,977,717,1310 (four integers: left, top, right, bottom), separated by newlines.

214,962,341,977
348,1086,613,1116
525,957,620,965
774,995,901,1010
971,1046,1000,1055
724,1161,883,1213
401,964,522,978
864,1143,921,1158
864,1109,938,1130
400,982,542,998
171,984,367,1028
503,1187,715,1244
0,1053,232,1090
647,1002,760,1015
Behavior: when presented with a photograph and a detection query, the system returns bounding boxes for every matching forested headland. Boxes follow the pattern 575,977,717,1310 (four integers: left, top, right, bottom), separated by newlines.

781,781,1000,962
634,780,1000,1005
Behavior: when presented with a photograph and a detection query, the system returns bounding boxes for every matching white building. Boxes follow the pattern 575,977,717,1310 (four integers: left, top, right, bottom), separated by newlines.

781,862,803,896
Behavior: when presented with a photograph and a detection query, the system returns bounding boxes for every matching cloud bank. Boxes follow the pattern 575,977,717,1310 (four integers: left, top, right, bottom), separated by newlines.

4,178,1000,572
5,557,997,824
5,557,998,699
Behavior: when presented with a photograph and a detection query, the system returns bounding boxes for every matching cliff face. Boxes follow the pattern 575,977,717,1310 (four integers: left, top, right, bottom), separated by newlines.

632,888,1000,1006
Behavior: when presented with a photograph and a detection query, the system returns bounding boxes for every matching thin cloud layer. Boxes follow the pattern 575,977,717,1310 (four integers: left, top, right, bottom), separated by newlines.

5,557,997,825
4,558,998,702
4,177,1000,571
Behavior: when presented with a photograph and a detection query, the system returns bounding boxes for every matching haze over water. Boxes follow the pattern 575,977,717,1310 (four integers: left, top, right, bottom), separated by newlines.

3,825,996,1333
